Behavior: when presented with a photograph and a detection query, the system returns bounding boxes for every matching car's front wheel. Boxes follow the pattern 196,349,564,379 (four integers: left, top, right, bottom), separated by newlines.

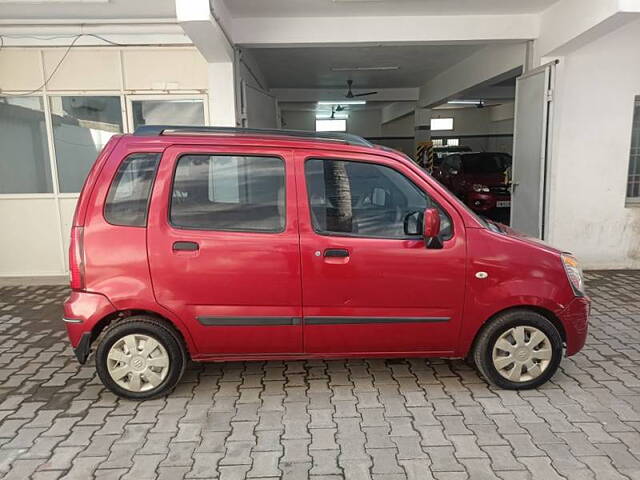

473,310,563,389
95,316,187,400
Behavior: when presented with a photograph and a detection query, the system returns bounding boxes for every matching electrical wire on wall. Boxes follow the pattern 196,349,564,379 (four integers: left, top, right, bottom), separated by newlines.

0,33,124,97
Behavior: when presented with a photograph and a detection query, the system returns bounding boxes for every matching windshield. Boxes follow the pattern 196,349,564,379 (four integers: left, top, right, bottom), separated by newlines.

462,153,511,174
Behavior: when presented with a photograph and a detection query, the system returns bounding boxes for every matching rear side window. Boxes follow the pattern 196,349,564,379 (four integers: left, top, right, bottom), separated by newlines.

104,153,160,227
170,154,285,232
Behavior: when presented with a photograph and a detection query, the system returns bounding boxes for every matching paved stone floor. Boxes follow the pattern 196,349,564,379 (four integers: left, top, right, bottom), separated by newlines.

0,271,639,480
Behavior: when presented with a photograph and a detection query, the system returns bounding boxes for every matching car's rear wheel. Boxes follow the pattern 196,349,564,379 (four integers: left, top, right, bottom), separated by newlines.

96,316,186,400
473,309,563,389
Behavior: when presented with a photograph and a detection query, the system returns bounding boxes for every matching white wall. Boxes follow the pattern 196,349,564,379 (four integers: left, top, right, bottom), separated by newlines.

0,46,212,276
379,114,416,155
281,109,382,138
281,105,514,159
384,106,515,154
381,114,415,138
431,107,514,137
547,17,640,268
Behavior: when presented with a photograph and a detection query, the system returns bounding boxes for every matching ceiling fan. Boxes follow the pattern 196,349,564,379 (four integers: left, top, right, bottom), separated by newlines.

329,105,345,119
345,79,378,98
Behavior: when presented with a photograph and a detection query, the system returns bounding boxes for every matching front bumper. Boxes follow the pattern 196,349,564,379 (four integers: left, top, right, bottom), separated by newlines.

63,290,116,364
559,295,591,356
466,192,510,212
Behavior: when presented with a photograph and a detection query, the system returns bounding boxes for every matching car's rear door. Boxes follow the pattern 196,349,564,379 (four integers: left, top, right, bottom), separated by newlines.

147,144,302,357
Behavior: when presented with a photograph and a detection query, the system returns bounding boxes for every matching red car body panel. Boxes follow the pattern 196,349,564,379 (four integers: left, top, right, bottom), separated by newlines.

63,133,589,363
457,227,581,356
64,290,115,347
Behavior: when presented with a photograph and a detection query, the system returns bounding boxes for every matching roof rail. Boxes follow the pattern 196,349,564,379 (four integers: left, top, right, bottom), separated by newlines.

133,125,373,148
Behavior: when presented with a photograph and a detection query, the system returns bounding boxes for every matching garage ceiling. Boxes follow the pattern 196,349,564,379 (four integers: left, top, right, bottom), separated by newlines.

250,44,486,89
225,0,560,17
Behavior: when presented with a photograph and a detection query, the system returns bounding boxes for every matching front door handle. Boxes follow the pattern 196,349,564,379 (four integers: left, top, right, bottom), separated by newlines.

324,248,349,258
173,241,199,251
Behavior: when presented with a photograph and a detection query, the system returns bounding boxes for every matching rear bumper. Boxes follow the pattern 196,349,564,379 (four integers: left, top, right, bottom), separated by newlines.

559,295,590,356
63,290,116,363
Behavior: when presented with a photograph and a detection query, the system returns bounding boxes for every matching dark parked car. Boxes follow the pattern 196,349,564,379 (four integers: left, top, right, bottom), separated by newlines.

434,152,512,215
432,145,472,168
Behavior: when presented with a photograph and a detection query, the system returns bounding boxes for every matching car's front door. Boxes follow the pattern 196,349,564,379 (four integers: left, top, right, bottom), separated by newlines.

147,145,302,357
297,151,466,355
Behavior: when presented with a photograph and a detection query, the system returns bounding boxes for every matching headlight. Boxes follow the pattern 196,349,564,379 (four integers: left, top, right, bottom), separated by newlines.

561,253,585,296
472,184,490,193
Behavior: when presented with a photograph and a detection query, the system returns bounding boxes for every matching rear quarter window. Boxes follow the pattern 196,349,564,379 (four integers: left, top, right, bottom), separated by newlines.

104,153,160,227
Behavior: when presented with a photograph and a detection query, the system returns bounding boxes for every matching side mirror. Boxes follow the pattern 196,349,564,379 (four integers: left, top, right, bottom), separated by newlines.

423,208,443,249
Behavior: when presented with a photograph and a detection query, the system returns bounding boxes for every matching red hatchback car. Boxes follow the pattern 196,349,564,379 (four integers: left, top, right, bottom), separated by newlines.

64,126,589,399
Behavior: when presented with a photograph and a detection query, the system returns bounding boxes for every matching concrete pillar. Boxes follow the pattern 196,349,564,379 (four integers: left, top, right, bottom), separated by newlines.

176,0,238,126
414,108,432,166
208,62,237,126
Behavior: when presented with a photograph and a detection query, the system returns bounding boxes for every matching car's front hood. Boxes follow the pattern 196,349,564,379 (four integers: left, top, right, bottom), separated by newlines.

490,221,563,255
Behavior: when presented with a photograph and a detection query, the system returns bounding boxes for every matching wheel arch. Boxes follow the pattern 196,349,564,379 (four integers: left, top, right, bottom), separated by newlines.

91,309,193,357
466,305,567,360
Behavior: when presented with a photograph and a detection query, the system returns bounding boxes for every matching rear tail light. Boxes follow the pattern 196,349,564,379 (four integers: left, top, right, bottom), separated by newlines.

69,226,85,291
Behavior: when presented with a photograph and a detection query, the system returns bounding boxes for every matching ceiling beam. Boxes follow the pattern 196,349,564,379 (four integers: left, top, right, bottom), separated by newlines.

381,102,416,124
232,14,539,47
536,0,640,58
418,43,525,108
455,85,516,101
271,87,419,103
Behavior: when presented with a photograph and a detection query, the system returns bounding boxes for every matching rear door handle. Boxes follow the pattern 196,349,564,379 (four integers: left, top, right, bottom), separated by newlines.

324,248,349,258
173,241,199,251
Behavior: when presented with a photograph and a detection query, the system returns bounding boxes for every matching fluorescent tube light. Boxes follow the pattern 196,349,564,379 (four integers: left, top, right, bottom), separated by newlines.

330,66,399,72
447,100,484,105
318,100,366,105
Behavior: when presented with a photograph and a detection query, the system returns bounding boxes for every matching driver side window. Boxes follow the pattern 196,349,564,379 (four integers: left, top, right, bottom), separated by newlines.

305,158,452,240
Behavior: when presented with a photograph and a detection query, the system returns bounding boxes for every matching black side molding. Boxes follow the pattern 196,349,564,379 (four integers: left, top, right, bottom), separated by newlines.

73,332,92,364
198,317,301,326
304,317,450,325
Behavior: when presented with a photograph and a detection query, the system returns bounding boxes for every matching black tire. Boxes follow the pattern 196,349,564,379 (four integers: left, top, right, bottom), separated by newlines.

95,316,187,400
473,309,563,390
